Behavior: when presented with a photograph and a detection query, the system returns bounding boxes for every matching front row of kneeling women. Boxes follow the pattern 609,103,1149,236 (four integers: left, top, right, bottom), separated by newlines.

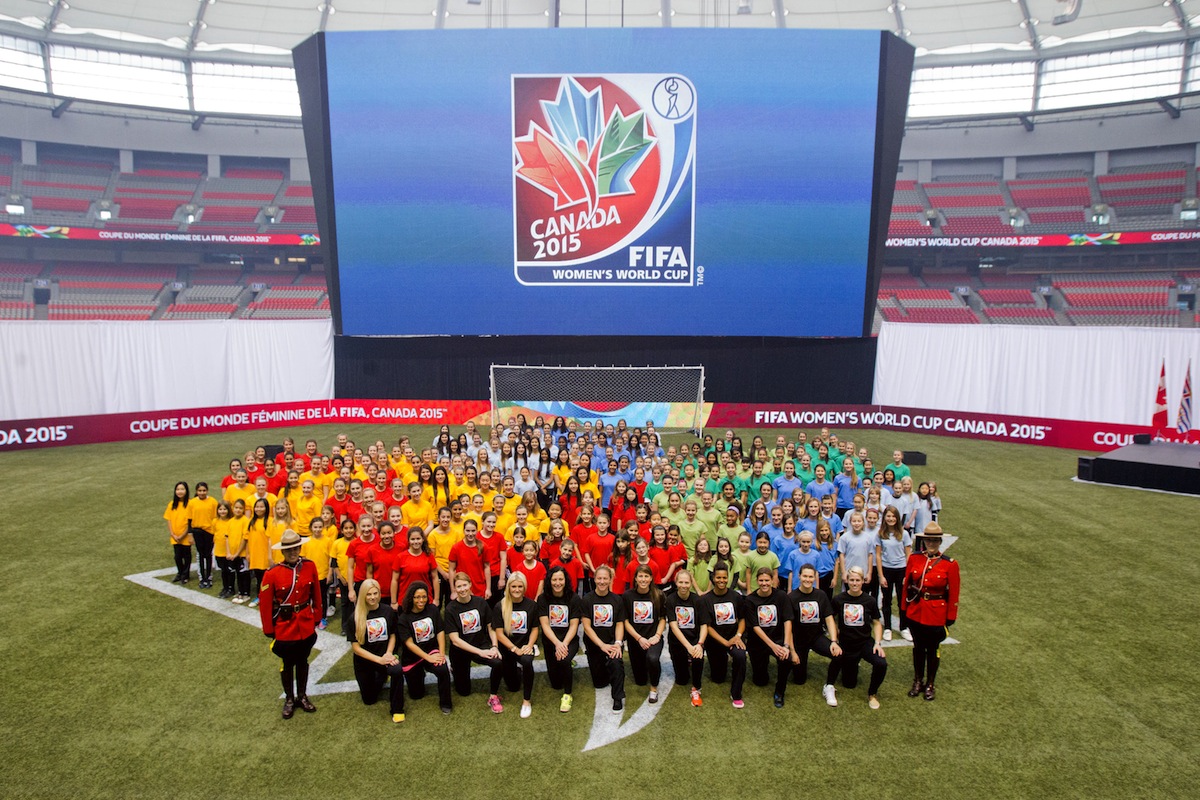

345,555,947,723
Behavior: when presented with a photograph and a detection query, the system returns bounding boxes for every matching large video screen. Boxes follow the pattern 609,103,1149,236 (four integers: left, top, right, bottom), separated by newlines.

301,29,902,337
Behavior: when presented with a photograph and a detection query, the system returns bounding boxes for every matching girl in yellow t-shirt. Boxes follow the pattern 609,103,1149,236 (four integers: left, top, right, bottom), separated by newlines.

164,481,192,585
212,501,234,598
245,497,272,608
301,518,332,630
227,499,252,602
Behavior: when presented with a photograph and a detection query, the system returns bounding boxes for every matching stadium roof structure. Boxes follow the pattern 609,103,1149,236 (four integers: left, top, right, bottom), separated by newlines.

0,0,1197,120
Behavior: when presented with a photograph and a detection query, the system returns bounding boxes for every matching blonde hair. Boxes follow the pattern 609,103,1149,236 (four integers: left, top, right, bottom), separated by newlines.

353,579,382,645
500,572,527,635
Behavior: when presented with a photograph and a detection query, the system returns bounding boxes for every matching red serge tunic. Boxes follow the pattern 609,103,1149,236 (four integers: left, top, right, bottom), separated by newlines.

900,553,959,627
258,559,323,640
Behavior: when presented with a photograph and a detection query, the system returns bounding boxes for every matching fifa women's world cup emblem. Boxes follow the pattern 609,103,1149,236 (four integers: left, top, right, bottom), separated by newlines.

512,74,696,287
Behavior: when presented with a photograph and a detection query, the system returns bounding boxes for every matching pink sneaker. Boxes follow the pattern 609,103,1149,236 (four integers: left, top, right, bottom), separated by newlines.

732,699,745,709
487,695,504,714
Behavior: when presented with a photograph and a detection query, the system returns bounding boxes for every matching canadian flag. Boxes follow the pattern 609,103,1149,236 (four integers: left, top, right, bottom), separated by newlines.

1151,359,1168,431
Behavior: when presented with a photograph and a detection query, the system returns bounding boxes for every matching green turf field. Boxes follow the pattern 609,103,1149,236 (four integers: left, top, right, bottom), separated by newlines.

2,424,1197,799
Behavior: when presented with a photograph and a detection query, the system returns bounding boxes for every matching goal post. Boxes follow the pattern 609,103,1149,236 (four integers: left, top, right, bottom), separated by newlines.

489,364,706,434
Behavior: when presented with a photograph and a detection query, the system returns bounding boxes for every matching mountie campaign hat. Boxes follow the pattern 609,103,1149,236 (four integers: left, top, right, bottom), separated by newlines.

271,529,309,551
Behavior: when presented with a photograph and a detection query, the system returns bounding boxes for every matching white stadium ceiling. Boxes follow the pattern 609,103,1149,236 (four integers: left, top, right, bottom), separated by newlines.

0,0,1193,59
0,1,1196,119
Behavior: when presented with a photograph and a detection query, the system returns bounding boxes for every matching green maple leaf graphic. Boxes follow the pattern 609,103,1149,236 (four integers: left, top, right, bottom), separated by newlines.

596,108,653,197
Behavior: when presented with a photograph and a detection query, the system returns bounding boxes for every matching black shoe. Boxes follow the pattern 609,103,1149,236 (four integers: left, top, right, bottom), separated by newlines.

441,706,453,715
297,696,317,713
612,698,624,714
773,693,784,709
923,684,936,702
171,575,183,584
908,679,925,698
282,698,295,719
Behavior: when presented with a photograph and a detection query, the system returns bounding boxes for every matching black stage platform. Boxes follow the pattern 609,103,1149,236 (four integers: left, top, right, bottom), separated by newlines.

1078,442,1200,495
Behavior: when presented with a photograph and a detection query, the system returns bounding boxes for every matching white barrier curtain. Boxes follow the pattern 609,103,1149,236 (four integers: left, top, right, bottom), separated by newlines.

873,322,1200,426
0,320,334,419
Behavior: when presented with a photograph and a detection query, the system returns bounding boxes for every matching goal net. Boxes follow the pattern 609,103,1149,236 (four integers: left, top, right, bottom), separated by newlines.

489,364,706,434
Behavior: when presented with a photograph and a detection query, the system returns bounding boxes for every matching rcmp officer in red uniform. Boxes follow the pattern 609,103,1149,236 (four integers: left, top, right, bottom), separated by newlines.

259,529,324,719
899,522,959,701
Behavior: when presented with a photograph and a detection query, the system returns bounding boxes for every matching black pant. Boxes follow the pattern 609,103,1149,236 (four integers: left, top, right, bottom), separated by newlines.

881,566,907,631
449,647,503,696
627,637,664,687
216,556,232,593
748,643,792,696
193,530,214,582
172,543,192,580
818,573,834,598
271,633,316,700
342,580,362,634
232,557,250,595
352,655,405,714
791,634,839,686
403,657,453,710
584,640,626,701
252,568,265,596
834,640,888,695
704,641,747,701
909,621,947,686
668,639,704,690
501,649,536,701
543,637,580,694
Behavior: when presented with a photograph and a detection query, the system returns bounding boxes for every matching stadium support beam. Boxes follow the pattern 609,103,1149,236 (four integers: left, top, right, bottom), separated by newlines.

318,3,334,32
1158,98,1181,120
185,0,211,54
1019,114,1034,132
1014,0,1042,56
772,0,786,29
1165,0,1188,30
661,0,671,28
549,0,561,29
191,114,206,131
44,0,68,32
435,0,448,30
888,2,909,41
51,98,72,118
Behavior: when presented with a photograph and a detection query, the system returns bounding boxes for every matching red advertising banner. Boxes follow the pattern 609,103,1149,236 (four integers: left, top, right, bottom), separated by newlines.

705,404,1184,451
0,223,319,247
0,399,490,452
884,230,1200,248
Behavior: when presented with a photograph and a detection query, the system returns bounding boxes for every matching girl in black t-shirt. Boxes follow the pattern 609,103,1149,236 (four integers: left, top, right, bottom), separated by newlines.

349,579,406,722
492,572,540,719
444,572,504,712
745,567,794,708
701,561,749,708
666,569,707,707
830,565,887,710
623,565,666,703
581,565,627,713
538,565,583,713
398,581,453,715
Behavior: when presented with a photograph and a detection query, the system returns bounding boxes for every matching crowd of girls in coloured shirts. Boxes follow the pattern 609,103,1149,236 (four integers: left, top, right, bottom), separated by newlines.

164,422,957,721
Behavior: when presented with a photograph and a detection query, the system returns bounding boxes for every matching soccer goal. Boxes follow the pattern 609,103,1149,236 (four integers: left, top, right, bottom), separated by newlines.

489,364,705,434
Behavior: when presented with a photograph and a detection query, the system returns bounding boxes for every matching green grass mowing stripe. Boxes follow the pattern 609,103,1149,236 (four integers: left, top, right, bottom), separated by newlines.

1,425,1198,798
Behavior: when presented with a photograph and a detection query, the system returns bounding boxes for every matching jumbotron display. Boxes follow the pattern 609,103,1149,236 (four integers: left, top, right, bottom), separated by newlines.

296,29,910,337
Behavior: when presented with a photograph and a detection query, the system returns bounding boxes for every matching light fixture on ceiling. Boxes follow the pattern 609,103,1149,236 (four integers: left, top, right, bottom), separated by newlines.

5,194,26,215
737,0,752,15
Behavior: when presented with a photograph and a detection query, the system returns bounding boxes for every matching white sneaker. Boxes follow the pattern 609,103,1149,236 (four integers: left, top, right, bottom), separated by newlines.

900,628,913,642
822,684,838,707
520,703,532,719
883,629,892,641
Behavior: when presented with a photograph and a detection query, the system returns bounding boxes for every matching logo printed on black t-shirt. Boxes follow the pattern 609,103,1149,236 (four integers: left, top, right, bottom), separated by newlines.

366,617,388,643
593,603,614,627
843,603,864,627
675,606,695,628
798,601,819,624
713,601,735,626
757,604,777,627
411,617,434,642
458,609,481,635
549,604,568,627
510,610,528,635
632,600,654,624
